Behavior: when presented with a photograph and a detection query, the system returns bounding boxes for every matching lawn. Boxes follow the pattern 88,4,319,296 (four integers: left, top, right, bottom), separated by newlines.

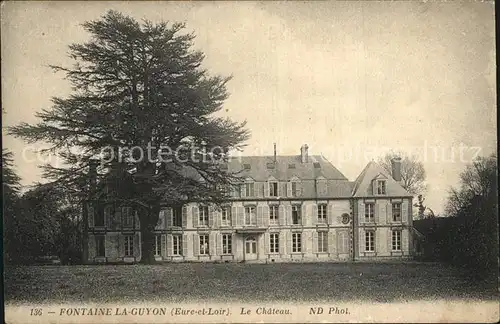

4,262,498,304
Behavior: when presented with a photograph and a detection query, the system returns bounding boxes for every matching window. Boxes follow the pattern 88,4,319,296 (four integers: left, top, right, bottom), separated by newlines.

376,180,386,195
103,205,113,226
392,203,402,222
243,163,251,170
269,233,279,253
231,185,241,198
291,181,300,197
95,235,105,257
365,231,375,252
338,231,349,254
365,203,375,222
392,230,402,251
94,205,106,227
199,206,209,226
245,182,254,197
266,162,275,169
122,207,133,227
199,235,209,255
313,162,321,168
317,231,328,253
288,163,296,169
317,204,327,223
154,235,161,256
269,205,279,225
222,234,232,254
173,235,182,256
244,206,256,225
292,233,302,253
221,207,231,226
172,206,182,227
124,235,134,256
269,181,278,197
292,205,301,225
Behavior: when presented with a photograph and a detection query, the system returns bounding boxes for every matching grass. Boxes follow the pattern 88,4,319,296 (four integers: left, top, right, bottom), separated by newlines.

4,262,498,304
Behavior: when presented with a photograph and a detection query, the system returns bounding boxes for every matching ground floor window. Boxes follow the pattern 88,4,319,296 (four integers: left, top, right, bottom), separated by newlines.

124,235,134,256
154,235,161,256
173,235,182,256
199,234,209,255
317,231,328,253
338,231,349,254
365,231,375,252
392,230,401,251
292,232,302,253
222,234,232,254
269,233,279,253
95,235,105,257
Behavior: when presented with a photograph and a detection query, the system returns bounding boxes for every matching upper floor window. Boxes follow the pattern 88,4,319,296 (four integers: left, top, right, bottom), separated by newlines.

376,180,386,195
269,205,279,225
199,205,209,226
171,206,183,227
292,205,301,225
317,204,327,223
221,206,231,226
365,203,375,222
291,181,300,197
122,206,134,227
244,206,256,225
244,182,254,197
392,203,402,222
269,181,278,197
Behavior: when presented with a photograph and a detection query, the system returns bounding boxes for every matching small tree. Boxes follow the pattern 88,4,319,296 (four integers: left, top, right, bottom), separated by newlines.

9,10,250,263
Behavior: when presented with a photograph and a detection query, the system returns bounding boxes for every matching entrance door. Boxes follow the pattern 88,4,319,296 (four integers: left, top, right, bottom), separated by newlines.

245,236,258,260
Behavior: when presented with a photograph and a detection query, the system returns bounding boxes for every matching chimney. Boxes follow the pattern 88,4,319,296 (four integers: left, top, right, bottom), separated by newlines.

273,143,277,163
300,144,309,163
391,157,402,182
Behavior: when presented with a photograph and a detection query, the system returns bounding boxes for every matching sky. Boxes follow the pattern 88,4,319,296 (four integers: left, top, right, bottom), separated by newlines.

1,1,496,214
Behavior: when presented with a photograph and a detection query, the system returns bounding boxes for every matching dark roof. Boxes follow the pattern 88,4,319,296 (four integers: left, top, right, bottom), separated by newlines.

225,155,348,181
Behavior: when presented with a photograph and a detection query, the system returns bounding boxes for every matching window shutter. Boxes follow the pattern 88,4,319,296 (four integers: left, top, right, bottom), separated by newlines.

387,202,393,223
213,207,220,229
287,182,292,197
88,203,94,228
134,233,140,259
286,231,292,253
265,232,270,254
208,205,214,228
209,232,216,256
328,230,336,255
402,200,408,224
257,206,263,227
134,210,140,229
377,203,385,224
165,208,172,228
312,204,318,225
279,231,286,255
313,231,319,253
231,206,237,226
402,229,409,253
216,233,222,256
358,201,364,223
231,233,236,255
303,231,311,253
237,206,244,226
192,206,199,228
358,229,365,254
328,204,335,225
286,205,292,225
254,182,259,197
388,229,393,252
167,234,173,257
182,233,188,257
119,234,125,257
194,234,200,256
105,207,111,228
113,207,121,230
264,182,269,197
263,205,270,227
161,234,167,258
301,204,307,226
297,182,303,197
337,232,344,254
278,205,286,225
182,205,188,228
240,184,245,198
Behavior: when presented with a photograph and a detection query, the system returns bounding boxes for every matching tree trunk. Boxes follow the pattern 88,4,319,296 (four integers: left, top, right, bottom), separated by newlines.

139,207,160,264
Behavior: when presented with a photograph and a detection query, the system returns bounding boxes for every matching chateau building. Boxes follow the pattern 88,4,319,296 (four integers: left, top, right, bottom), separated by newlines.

84,145,413,263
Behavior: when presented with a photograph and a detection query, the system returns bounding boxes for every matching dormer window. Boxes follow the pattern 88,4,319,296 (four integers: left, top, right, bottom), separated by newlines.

291,181,300,197
376,180,386,195
243,164,251,170
266,162,275,169
269,181,278,197
288,164,296,169
313,162,321,168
